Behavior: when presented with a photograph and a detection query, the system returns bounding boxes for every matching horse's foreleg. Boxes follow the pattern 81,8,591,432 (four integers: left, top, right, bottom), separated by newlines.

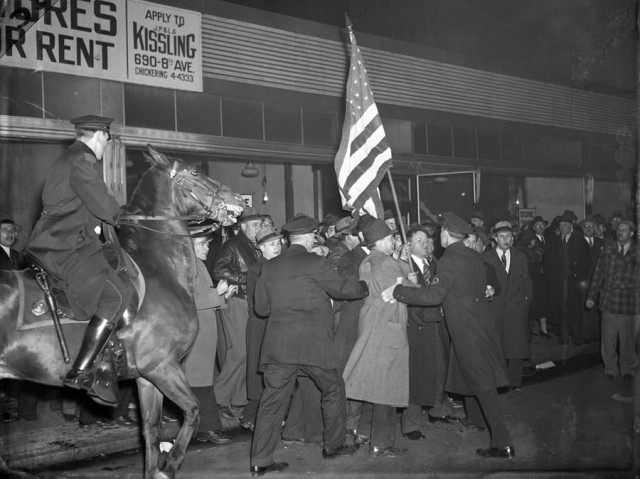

136,377,168,479
146,362,199,477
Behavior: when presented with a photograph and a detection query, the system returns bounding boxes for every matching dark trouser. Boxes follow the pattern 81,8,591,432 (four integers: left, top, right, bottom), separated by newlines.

191,386,222,433
250,364,346,467
282,377,323,442
371,403,397,449
346,399,373,437
400,403,422,434
242,398,260,424
464,389,510,448
506,359,524,389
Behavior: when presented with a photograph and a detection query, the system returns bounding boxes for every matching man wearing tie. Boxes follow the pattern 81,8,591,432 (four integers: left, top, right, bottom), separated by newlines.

544,212,591,345
581,217,604,344
0,217,26,271
483,221,533,390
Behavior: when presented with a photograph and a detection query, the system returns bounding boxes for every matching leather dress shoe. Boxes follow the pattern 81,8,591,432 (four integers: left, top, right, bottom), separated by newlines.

322,444,359,459
428,415,459,425
476,445,515,458
218,405,235,421
402,430,426,440
346,428,370,445
369,446,408,458
196,430,232,445
623,374,634,381
250,462,289,476
115,415,137,428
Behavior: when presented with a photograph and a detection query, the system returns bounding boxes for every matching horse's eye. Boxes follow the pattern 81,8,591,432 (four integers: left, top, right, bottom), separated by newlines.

190,168,199,177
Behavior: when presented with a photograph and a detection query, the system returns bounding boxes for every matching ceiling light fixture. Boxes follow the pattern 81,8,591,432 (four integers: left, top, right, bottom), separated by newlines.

241,161,259,178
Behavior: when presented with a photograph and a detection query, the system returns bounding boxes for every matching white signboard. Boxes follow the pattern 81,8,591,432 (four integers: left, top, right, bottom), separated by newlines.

127,0,202,91
0,0,202,92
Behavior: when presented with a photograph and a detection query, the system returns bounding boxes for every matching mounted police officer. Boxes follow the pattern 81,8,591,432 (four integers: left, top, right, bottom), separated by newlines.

26,115,130,407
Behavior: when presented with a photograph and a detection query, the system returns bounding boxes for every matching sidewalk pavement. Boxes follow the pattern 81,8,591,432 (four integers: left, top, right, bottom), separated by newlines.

0,332,602,472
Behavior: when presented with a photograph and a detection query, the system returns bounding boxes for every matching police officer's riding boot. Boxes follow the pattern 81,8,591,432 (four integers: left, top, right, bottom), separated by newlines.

63,315,116,404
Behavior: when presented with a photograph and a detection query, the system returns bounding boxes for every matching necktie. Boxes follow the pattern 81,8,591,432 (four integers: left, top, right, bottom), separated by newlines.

501,251,507,270
563,236,568,245
588,238,593,247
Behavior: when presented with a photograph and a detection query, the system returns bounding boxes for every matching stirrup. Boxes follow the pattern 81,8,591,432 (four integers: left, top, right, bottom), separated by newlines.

88,347,119,407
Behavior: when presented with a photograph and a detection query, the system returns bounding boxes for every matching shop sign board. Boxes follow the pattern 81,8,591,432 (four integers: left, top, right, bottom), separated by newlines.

518,208,536,228
0,0,202,92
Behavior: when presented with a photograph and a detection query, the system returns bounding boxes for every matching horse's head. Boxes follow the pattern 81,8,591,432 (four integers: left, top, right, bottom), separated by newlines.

143,145,244,226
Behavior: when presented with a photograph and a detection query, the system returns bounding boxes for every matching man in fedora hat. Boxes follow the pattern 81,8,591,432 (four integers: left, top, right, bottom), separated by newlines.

241,227,283,432
249,216,368,475
212,206,263,420
327,216,360,270
483,221,533,391
382,212,513,458
543,212,591,345
26,115,130,407
580,217,604,345
527,216,552,338
343,219,412,458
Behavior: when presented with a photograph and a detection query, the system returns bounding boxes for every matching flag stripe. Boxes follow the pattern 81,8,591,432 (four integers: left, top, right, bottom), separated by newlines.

334,29,392,218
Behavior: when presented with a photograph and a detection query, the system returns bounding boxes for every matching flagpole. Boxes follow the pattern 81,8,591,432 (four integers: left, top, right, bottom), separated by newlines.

386,169,414,273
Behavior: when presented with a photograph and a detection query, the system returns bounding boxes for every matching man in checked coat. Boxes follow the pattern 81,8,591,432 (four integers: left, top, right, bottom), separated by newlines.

483,221,533,390
586,219,639,381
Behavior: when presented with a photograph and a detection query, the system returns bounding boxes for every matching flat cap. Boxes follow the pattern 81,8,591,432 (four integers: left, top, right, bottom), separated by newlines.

256,227,283,245
442,211,472,235
362,219,393,246
493,220,514,235
283,216,318,235
70,115,113,132
237,207,262,224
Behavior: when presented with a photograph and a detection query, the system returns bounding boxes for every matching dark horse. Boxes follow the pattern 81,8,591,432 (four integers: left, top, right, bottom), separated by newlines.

0,145,243,478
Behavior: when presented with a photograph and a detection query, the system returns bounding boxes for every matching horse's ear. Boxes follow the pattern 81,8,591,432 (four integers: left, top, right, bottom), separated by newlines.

144,144,171,167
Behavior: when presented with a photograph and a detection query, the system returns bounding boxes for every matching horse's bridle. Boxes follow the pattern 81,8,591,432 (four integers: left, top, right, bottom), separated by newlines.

118,161,227,236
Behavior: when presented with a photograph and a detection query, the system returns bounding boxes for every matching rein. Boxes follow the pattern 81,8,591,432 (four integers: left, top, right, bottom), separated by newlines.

117,161,220,237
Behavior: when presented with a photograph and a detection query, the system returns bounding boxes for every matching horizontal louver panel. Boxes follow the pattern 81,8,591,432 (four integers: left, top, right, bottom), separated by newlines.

202,15,634,135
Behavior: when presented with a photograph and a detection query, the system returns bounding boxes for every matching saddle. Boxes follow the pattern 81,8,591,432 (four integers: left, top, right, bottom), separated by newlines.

15,232,145,381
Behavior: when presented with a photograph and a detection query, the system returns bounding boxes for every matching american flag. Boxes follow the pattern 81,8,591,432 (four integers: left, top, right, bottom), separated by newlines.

334,23,392,218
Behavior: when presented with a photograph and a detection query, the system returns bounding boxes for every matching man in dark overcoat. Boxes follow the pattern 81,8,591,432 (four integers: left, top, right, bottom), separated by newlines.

543,212,591,344
483,221,533,390
400,226,450,440
580,217,605,344
242,227,282,431
382,212,513,459
26,116,130,407
249,216,369,475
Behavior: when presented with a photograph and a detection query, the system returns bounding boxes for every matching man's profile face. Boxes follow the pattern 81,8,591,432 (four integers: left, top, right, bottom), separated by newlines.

241,219,263,241
0,223,18,247
259,239,281,260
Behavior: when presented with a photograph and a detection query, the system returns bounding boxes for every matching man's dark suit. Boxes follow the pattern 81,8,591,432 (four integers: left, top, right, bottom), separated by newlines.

483,247,533,388
0,247,26,271
582,236,605,342
544,233,591,343
250,244,368,467
401,255,449,434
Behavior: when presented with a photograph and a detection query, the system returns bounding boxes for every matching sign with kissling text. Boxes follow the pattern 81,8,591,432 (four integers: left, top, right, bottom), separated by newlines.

127,0,202,91
0,0,202,92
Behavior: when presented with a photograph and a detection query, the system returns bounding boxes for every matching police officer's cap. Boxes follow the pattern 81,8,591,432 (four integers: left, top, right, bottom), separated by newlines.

282,216,318,235
70,115,113,132
442,211,472,235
